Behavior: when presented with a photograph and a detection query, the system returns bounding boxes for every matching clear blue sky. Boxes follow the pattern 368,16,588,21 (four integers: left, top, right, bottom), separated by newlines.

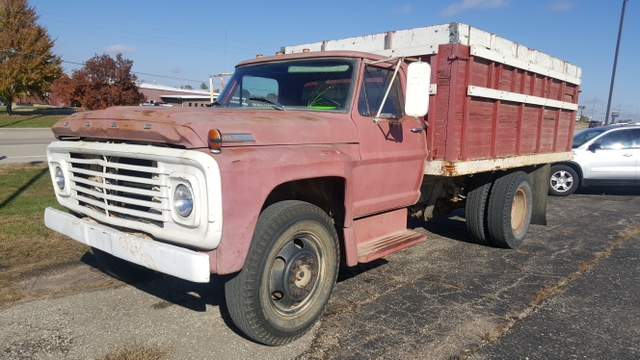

29,0,640,122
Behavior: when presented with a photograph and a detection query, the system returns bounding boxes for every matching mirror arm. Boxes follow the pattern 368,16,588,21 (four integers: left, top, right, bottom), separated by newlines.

374,57,403,125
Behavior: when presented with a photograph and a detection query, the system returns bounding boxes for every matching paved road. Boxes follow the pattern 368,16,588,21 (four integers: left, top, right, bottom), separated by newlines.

1,190,639,359
0,128,55,164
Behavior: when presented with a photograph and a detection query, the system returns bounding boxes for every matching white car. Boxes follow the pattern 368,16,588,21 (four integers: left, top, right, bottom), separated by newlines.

549,124,640,196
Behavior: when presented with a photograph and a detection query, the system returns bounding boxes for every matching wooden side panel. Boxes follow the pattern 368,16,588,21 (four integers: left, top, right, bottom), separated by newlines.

424,43,579,164
520,105,542,153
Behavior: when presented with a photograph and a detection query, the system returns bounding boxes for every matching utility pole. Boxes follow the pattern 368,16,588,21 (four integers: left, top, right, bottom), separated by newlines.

578,105,586,120
604,0,628,125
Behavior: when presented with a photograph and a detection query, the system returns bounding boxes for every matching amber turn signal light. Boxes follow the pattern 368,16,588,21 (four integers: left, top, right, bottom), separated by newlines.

208,129,222,153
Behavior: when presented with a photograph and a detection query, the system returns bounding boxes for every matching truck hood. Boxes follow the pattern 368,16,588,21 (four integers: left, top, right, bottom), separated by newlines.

51,106,349,148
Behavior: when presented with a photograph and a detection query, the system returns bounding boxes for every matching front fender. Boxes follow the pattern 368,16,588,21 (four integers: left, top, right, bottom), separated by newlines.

212,144,357,274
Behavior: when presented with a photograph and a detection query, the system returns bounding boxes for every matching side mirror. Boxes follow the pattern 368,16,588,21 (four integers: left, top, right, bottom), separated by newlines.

405,62,431,117
588,143,602,152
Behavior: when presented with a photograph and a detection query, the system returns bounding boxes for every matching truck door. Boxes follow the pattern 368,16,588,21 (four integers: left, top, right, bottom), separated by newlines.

350,63,427,217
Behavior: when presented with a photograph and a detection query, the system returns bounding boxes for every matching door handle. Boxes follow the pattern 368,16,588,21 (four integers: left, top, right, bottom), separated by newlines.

410,128,424,134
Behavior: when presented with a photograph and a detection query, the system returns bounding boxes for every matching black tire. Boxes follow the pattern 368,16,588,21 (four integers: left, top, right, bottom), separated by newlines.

465,173,493,245
224,200,340,346
92,247,158,283
486,171,533,249
549,164,579,196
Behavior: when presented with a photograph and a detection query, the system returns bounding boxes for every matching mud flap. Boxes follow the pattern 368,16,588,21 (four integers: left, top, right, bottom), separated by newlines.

527,164,550,226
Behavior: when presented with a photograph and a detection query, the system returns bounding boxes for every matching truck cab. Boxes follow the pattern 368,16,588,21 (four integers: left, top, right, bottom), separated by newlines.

45,51,432,345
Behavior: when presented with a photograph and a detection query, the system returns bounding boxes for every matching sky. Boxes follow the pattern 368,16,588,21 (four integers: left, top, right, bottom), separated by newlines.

28,0,640,122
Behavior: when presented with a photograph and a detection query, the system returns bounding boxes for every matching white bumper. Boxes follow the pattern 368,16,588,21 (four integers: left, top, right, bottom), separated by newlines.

45,207,211,283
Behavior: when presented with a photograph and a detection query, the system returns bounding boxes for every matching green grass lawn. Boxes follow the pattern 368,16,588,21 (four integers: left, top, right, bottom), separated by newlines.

0,164,89,307
0,107,75,128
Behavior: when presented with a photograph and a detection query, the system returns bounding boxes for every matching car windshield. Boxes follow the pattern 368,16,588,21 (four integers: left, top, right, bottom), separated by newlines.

216,58,356,111
572,127,612,148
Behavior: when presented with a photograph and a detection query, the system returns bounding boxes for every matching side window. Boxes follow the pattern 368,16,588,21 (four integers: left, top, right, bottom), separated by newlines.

598,129,635,150
633,129,640,148
358,66,404,119
230,76,278,107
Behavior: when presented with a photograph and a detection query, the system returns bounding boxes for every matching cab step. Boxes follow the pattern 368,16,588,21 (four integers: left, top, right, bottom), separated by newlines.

352,208,426,263
357,229,426,263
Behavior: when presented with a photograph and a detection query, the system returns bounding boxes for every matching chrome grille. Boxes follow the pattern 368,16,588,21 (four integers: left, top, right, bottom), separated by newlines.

68,153,167,227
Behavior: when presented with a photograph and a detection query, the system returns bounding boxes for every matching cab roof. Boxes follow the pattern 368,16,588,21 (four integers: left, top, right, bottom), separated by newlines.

236,50,391,68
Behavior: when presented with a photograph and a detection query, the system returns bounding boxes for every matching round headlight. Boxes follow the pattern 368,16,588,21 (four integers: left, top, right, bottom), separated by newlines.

173,184,194,218
54,166,65,190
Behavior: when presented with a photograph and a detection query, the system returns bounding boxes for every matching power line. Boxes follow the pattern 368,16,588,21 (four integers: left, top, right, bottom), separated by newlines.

37,9,280,49
33,3,280,44
1,48,216,84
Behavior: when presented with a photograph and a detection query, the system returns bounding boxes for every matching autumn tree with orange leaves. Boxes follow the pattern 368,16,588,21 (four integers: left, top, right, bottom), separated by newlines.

53,53,146,110
0,0,63,113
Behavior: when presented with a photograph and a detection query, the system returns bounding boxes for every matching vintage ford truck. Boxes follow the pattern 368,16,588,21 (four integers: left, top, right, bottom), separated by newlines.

44,23,580,345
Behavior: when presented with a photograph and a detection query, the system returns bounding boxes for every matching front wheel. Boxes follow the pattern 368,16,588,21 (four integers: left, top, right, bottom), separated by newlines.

224,200,340,346
549,164,579,196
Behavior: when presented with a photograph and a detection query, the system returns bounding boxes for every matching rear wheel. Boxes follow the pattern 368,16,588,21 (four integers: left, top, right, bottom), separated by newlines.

549,164,579,196
465,174,493,245
486,171,533,249
225,200,340,346
92,247,157,283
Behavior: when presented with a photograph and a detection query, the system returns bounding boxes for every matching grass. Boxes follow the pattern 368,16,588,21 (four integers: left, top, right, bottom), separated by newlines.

0,107,75,128
0,112,65,128
96,344,171,360
0,163,90,307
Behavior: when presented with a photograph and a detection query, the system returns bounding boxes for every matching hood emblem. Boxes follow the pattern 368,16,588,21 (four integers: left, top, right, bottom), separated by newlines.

221,133,255,143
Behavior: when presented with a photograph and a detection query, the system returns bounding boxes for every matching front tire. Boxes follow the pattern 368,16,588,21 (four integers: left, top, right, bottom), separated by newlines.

487,171,533,249
225,200,340,346
549,164,579,196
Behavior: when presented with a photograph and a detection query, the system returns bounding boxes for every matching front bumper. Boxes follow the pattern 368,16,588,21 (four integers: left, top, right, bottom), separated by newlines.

45,207,211,283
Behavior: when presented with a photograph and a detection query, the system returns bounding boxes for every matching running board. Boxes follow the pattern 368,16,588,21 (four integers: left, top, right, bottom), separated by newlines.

352,208,426,263
357,230,426,263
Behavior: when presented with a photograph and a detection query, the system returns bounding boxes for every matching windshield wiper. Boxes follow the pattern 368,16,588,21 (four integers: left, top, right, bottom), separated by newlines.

249,97,286,111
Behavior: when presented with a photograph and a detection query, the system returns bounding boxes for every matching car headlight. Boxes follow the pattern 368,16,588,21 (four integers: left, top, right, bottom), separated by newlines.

54,165,65,190
173,184,194,218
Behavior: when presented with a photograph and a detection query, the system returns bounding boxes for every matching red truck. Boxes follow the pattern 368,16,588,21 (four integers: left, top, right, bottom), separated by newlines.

44,23,580,345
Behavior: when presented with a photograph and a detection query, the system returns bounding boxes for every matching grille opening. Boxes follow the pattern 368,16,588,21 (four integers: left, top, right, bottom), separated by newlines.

68,152,164,227
78,200,107,215
108,210,164,228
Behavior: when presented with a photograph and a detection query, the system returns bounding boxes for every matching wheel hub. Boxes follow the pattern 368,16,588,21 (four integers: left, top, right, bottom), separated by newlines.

511,188,527,232
285,252,318,301
551,171,573,191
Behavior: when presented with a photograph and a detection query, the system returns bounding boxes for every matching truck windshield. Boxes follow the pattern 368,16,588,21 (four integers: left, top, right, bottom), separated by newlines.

217,58,356,111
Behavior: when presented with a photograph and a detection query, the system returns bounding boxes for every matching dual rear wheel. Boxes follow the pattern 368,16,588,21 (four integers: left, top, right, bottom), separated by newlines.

465,171,533,249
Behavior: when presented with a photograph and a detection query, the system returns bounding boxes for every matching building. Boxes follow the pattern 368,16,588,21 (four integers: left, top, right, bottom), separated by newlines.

13,82,220,108
138,83,219,107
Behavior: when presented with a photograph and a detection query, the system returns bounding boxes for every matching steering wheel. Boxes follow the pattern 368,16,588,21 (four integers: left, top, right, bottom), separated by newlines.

308,97,341,110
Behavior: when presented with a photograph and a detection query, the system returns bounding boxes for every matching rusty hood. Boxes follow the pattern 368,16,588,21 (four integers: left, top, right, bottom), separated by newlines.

51,106,348,148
